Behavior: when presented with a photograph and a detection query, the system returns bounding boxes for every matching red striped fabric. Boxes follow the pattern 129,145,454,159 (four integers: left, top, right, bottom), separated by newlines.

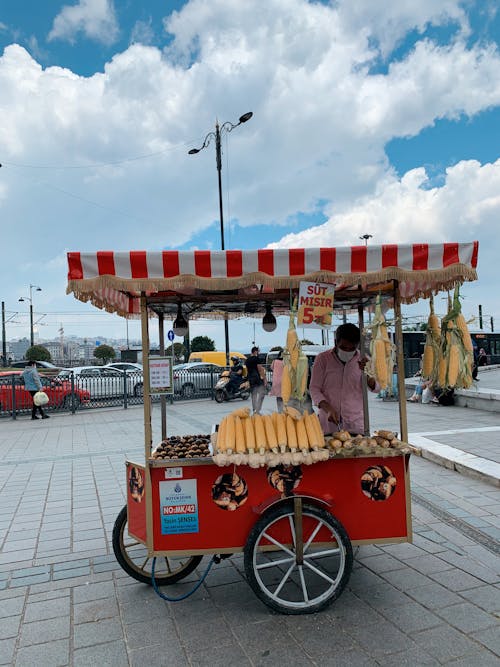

130,251,148,278
226,250,243,277
319,247,336,271
97,251,115,276
472,240,479,268
382,244,398,268
443,243,459,267
258,249,274,275
162,251,180,278
413,244,428,270
289,248,305,275
194,251,211,277
351,246,367,273
67,252,83,279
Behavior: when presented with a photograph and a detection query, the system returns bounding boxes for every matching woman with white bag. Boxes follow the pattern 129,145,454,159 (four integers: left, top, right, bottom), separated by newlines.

22,361,50,420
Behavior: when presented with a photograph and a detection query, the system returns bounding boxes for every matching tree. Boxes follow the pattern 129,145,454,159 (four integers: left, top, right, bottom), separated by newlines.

190,336,216,352
166,343,186,362
26,345,51,362
94,344,116,363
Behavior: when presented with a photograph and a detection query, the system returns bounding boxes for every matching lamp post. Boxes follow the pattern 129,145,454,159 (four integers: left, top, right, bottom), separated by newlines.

19,284,42,347
189,112,253,365
359,234,372,246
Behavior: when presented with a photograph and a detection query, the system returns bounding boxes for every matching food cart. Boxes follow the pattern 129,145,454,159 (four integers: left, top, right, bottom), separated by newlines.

66,241,478,614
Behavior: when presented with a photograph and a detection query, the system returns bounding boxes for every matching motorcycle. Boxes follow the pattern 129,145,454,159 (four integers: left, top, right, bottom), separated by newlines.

214,370,250,403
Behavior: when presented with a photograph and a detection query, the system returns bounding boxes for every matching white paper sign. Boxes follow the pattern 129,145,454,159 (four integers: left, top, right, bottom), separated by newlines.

149,356,173,394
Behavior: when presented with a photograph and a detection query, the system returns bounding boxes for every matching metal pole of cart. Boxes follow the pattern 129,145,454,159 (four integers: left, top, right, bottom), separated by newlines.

140,294,155,553
358,298,370,436
393,281,409,443
158,312,167,441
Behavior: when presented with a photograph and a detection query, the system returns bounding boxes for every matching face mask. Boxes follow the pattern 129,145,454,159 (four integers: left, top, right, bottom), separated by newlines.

336,348,356,363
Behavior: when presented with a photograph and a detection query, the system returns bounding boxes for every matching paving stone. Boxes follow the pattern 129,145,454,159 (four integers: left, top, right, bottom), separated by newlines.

125,618,178,650
429,568,487,591
0,638,16,666
19,616,70,646
74,597,119,624
53,566,91,580
472,626,500,656
378,600,443,633
189,642,252,666
10,573,51,587
28,588,70,603
358,582,412,611
375,644,440,666
403,554,454,575
24,596,70,622
129,641,189,667
73,639,129,667
445,650,500,666
356,554,405,574
405,582,464,610
14,639,69,667
251,640,316,666
0,594,25,619
0,616,20,640
436,601,498,634
345,618,411,657
458,585,500,613
436,551,499,585
73,617,123,649
411,625,483,662
119,598,170,625
73,580,116,604
380,567,435,591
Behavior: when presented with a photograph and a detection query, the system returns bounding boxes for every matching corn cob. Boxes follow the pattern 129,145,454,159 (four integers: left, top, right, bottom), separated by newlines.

244,416,256,453
263,415,279,453
253,414,267,456
456,313,473,353
286,415,298,450
234,417,246,454
295,354,309,401
374,337,388,389
287,309,299,370
276,413,288,453
281,364,292,404
216,417,228,453
230,407,250,419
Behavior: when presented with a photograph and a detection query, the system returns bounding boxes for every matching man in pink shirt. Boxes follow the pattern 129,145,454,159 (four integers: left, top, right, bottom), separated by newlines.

310,323,376,434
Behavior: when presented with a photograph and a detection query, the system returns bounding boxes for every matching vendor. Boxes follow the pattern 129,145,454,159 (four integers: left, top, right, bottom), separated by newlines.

309,323,376,434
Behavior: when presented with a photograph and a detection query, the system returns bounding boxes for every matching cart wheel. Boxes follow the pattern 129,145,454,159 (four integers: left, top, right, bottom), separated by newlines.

244,502,352,614
112,506,202,585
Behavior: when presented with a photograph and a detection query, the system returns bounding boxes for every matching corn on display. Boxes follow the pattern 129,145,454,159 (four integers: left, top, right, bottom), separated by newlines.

422,296,441,379
281,299,309,406
213,409,328,467
433,286,474,390
365,294,395,391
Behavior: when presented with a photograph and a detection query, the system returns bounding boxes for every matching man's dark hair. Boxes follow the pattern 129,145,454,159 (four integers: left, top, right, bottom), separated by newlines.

27,360,37,366
335,323,360,344
251,346,259,354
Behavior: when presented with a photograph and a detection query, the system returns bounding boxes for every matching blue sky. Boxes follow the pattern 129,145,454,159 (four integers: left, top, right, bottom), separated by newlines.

1,0,500,351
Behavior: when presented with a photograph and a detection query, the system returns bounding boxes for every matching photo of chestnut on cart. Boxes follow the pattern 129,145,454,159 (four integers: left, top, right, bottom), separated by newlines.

66,241,478,614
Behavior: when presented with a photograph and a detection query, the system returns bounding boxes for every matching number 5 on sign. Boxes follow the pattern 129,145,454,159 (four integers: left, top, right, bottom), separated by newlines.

297,281,335,328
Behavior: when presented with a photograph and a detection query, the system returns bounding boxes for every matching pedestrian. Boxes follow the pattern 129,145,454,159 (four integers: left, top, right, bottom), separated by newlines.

269,350,284,413
245,346,267,415
478,348,488,367
22,360,49,420
309,323,376,434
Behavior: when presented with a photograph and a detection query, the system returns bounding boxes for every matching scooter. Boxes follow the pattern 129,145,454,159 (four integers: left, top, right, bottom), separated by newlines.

214,371,250,403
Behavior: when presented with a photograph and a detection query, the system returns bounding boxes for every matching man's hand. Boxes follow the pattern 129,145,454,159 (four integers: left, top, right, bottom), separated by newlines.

319,400,340,427
358,356,369,371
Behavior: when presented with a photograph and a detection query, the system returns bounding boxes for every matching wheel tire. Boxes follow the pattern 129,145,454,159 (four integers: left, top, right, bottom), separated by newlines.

63,394,81,409
244,502,353,615
214,389,226,403
112,506,203,585
240,390,250,400
181,383,195,399
134,383,144,397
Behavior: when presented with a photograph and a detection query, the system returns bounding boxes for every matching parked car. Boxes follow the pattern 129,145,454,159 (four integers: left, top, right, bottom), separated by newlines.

172,362,223,398
0,371,90,410
104,362,143,373
57,366,144,398
9,361,62,376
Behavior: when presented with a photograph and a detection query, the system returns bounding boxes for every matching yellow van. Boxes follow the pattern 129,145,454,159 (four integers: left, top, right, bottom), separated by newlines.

188,351,246,367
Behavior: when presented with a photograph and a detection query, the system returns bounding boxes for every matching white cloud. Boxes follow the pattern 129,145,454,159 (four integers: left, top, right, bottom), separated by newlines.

130,19,155,46
0,0,499,339
48,0,119,44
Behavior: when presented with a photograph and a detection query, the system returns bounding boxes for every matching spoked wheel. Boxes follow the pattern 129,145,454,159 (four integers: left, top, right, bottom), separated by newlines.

112,506,202,585
244,502,353,614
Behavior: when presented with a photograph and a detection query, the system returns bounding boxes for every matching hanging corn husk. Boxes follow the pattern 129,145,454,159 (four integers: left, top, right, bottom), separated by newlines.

435,286,473,389
281,298,309,406
365,294,396,392
422,296,441,380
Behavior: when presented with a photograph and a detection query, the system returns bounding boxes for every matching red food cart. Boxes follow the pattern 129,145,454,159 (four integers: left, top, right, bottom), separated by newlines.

66,241,478,614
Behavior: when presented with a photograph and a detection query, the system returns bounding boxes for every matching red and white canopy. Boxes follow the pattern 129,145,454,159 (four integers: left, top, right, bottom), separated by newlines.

67,241,478,316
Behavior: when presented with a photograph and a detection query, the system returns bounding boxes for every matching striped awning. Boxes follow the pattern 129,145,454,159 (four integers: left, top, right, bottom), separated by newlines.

66,242,478,316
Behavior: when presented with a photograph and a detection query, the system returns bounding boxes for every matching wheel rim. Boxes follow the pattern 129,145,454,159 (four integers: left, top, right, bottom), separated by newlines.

118,515,197,580
252,510,346,610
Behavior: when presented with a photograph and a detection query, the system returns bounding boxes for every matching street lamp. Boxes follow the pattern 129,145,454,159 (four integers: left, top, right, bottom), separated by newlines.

359,234,373,246
189,112,253,365
19,284,42,347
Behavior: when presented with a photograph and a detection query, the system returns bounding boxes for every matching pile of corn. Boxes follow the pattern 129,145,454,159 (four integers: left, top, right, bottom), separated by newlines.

326,429,410,456
365,295,395,391
433,287,473,390
281,300,309,406
421,295,441,380
213,406,329,468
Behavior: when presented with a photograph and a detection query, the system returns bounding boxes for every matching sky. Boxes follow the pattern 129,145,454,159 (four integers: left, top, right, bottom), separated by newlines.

1,0,499,353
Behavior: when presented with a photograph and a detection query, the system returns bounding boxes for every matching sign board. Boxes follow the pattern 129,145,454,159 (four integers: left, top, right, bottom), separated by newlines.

297,281,335,329
159,479,199,535
148,356,173,395
167,330,175,342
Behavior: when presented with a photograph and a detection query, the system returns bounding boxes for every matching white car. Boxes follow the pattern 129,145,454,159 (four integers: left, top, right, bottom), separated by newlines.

58,366,144,398
104,362,143,373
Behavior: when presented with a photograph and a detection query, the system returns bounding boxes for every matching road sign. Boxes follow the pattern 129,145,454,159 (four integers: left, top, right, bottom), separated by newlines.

167,330,175,342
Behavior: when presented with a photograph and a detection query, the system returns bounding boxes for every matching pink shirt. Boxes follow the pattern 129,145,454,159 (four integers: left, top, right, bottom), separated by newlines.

310,349,372,434
269,359,283,397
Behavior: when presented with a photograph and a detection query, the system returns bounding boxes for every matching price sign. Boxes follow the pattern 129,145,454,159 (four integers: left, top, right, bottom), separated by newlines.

149,356,174,395
297,281,335,329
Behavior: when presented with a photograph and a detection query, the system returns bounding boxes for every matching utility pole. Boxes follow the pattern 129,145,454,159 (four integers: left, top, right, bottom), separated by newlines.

1,301,6,367
479,304,483,330
491,316,494,333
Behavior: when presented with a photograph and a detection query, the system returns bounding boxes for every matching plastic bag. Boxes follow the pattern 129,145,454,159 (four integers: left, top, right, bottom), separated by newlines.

33,391,49,407
421,387,433,404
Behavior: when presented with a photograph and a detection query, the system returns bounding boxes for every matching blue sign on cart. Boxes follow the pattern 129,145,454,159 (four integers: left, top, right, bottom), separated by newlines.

159,479,199,535
167,329,175,342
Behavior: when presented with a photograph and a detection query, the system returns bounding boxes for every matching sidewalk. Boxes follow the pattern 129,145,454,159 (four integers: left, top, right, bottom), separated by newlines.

0,398,498,666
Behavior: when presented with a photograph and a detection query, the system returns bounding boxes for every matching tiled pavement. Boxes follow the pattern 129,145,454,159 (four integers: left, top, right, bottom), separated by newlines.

0,397,498,666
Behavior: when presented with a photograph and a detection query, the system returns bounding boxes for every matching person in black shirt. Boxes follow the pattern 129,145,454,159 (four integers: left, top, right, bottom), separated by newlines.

245,346,267,414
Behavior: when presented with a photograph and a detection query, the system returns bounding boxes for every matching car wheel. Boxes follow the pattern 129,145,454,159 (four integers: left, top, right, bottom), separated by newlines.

181,383,195,398
133,383,144,397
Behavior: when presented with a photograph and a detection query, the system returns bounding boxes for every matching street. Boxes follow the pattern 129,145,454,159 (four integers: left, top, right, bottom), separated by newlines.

0,385,498,666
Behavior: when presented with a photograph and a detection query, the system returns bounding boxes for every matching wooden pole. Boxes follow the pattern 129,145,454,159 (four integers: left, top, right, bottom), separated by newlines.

358,301,370,436
159,313,167,441
393,281,409,442
140,294,154,553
